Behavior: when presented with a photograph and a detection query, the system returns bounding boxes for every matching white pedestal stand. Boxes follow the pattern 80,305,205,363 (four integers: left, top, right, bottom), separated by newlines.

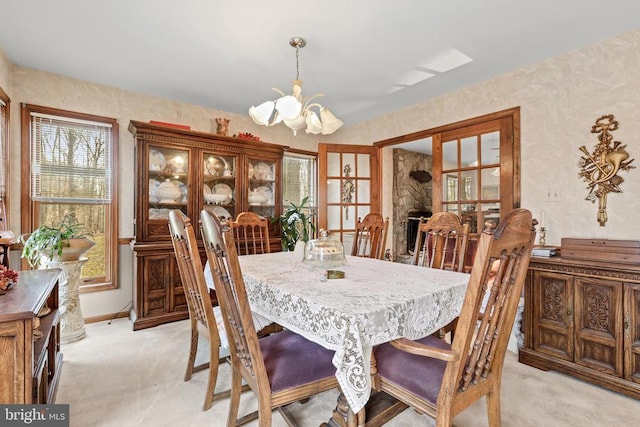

42,257,89,344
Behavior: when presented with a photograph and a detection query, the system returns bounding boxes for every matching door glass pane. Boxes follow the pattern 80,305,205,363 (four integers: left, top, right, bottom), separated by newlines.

327,152,341,176
327,179,341,204
343,206,356,229
342,154,356,176
444,174,458,202
460,171,476,201
460,136,477,168
357,154,370,177
481,131,500,166
481,168,500,200
357,205,371,222
327,205,341,230
442,140,458,170
357,180,370,203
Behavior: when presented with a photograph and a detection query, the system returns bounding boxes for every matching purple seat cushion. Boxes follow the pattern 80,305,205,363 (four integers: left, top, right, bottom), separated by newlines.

260,330,336,393
374,335,451,405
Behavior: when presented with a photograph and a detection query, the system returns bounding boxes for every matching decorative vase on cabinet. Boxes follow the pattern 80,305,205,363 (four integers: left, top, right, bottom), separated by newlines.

128,121,287,330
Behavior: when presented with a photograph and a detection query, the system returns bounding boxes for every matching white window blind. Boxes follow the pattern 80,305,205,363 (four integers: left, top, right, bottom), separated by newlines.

283,152,316,206
30,113,113,203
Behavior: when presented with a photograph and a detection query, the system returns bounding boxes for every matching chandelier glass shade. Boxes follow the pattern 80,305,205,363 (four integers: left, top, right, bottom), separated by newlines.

249,37,343,136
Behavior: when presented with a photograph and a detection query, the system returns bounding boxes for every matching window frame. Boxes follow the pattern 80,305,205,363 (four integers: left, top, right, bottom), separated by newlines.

0,86,9,227
282,149,318,236
20,104,119,292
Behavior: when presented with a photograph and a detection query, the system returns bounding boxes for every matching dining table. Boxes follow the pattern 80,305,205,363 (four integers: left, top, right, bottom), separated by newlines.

205,250,470,425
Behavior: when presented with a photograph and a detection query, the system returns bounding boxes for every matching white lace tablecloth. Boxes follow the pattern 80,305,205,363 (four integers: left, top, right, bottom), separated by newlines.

233,251,469,414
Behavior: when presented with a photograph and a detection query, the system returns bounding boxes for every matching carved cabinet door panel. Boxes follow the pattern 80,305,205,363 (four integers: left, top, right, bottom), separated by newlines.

624,283,640,383
532,271,574,361
142,254,173,317
574,276,623,376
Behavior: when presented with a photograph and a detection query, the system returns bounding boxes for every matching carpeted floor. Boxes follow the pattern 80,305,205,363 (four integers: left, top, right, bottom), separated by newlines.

57,318,640,426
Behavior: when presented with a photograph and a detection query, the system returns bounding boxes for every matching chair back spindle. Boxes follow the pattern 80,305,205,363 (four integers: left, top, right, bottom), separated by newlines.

413,212,470,272
351,213,389,260
231,211,270,255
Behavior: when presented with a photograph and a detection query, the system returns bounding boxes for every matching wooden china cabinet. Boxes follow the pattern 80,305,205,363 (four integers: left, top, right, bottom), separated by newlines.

519,255,640,399
128,121,287,330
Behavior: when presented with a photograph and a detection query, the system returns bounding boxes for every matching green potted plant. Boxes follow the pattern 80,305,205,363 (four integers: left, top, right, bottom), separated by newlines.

273,196,316,251
20,214,95,267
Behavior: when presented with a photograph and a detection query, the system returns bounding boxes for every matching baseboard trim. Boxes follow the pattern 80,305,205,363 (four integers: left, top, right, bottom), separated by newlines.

85,311,130,324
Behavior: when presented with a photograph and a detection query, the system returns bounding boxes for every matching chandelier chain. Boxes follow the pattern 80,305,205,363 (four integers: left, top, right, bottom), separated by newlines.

295,45,300,80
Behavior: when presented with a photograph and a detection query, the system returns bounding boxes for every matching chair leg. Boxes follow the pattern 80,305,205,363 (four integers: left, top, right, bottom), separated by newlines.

258,395,273,427
227,363,243,427
202,339,220,411
486,383,502,427
184,318,199,381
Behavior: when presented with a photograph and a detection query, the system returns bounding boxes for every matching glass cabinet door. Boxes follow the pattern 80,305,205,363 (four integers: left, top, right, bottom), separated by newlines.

148,145,189,222
247,157,276,218
202,153,237,220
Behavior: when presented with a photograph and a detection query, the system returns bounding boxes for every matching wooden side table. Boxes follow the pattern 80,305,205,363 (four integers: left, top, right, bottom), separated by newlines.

41,257,88,344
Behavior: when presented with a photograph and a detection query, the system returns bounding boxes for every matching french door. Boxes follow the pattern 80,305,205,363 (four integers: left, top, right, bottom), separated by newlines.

318,144,380,253
433,116,517,233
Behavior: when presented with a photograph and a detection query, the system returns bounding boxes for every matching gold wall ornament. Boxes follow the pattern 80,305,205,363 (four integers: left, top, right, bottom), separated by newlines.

578,114,635,226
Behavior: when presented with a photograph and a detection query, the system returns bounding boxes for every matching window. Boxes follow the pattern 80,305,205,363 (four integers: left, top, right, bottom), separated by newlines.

21,105,118,291
0,86,9,227
282,151,317,232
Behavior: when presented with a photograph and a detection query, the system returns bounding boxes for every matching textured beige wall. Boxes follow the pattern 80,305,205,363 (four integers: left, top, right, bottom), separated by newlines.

2,29,639,319
338,29,640,248
6,66,321,318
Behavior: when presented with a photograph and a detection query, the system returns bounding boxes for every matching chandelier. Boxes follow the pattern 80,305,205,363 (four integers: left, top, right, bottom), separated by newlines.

249,37,343,136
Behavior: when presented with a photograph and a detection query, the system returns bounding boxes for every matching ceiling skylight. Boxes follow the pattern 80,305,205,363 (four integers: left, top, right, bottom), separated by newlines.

420,48,473,73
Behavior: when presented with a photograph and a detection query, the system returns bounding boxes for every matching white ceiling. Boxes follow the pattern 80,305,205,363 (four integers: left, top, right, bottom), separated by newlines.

0,1,638,128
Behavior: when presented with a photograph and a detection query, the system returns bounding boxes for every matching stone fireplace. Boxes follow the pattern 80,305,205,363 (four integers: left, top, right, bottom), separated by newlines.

392,148,433,263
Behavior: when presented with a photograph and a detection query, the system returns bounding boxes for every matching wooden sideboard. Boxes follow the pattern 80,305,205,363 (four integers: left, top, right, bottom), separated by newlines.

519,255,640,399
0,269,62,404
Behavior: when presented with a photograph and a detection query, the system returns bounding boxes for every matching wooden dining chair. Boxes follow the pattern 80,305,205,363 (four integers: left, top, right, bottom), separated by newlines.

200,209,339,427
168,210,230,411
373,208,536,427
412,212,471,339
412,211,470,272
351,213,389,260
231,211,270,255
